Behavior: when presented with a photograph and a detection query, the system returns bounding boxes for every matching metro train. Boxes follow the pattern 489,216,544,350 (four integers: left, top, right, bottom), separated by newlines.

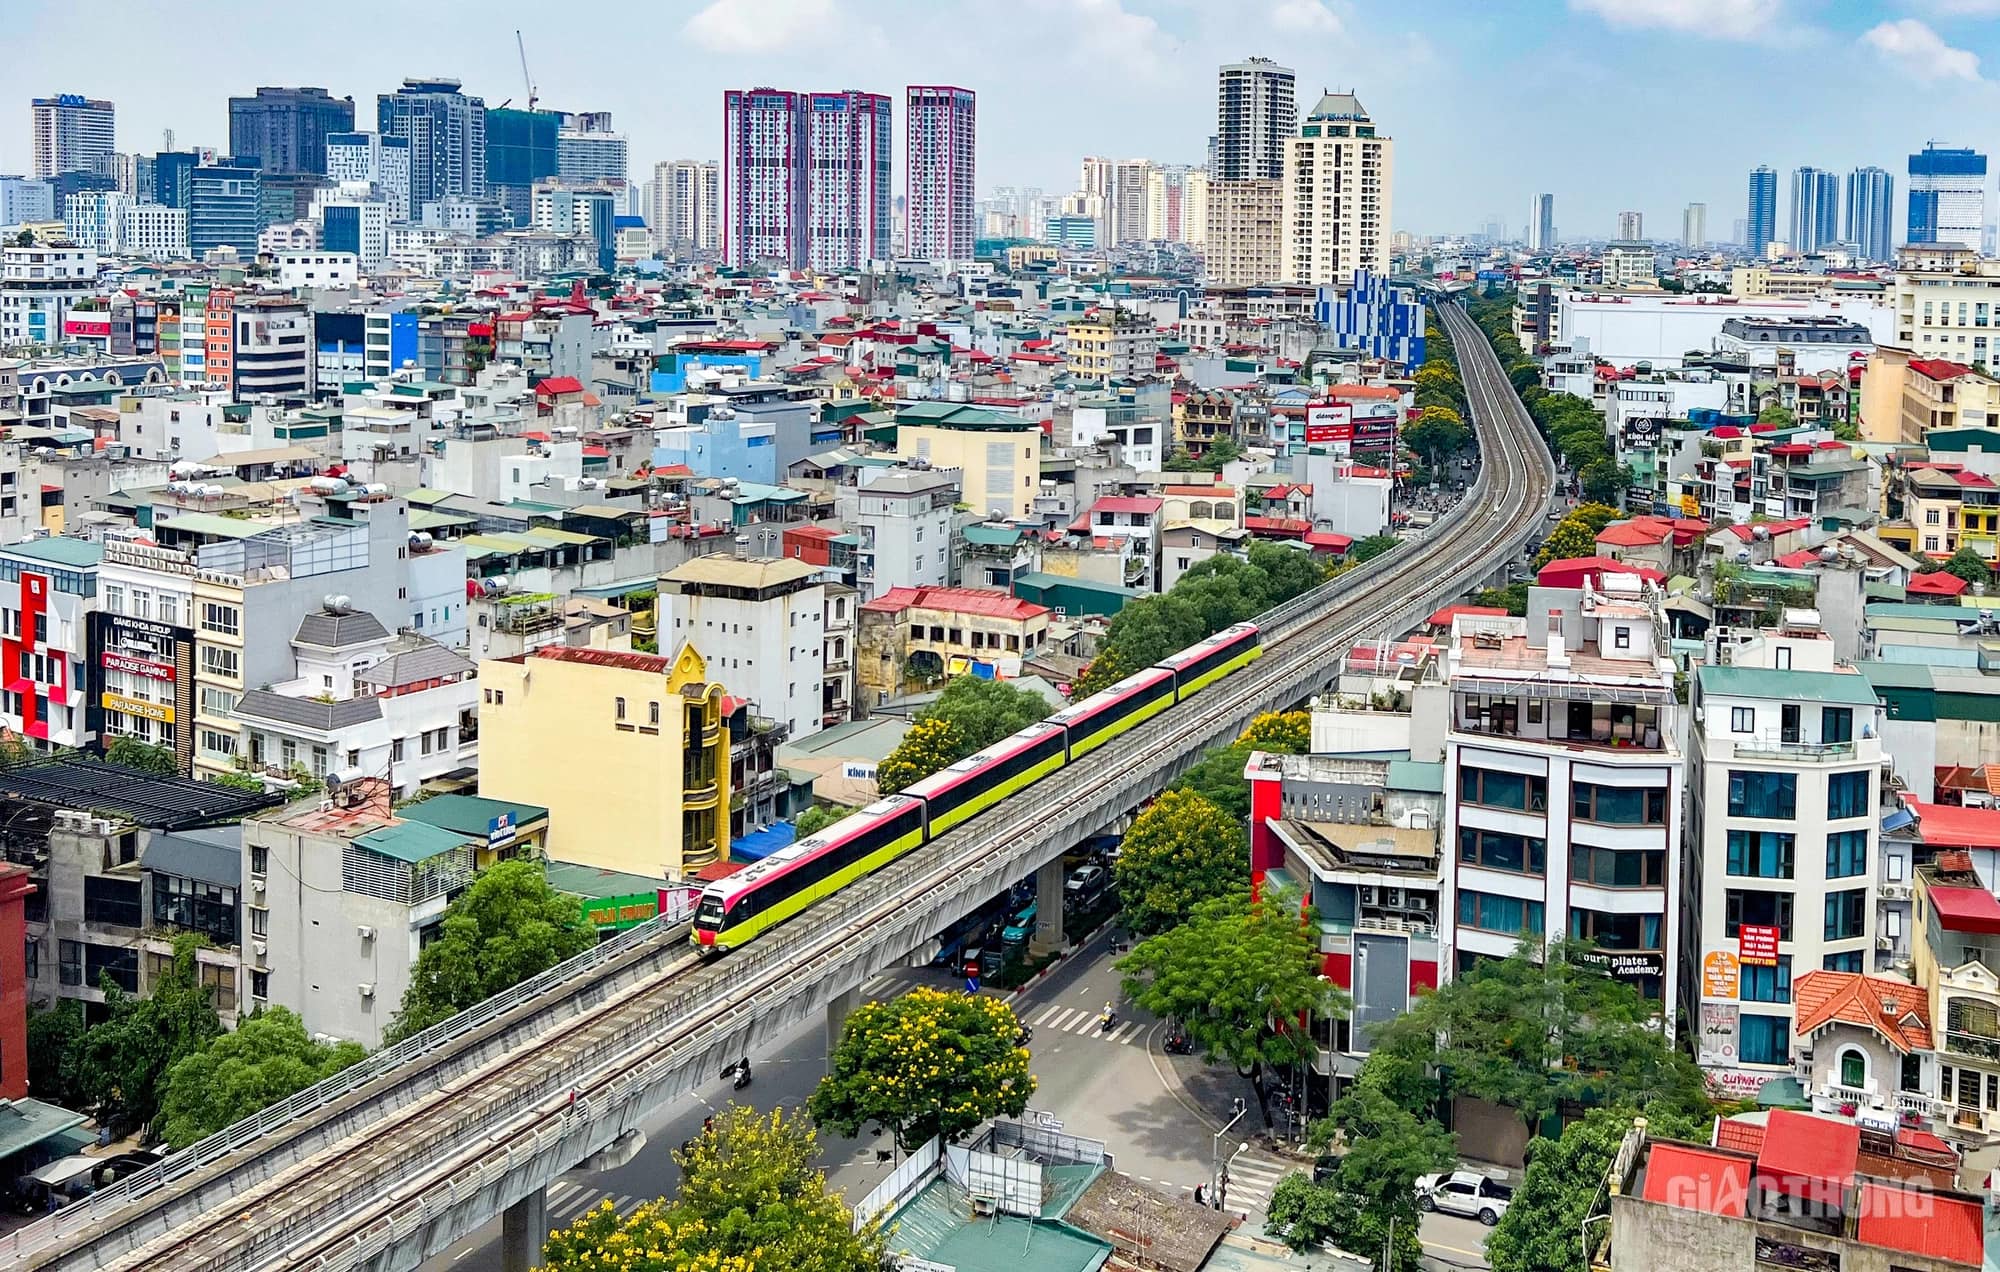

691,622,1262,953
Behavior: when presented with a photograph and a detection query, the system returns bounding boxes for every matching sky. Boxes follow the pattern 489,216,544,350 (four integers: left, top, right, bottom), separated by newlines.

8,0,2000,239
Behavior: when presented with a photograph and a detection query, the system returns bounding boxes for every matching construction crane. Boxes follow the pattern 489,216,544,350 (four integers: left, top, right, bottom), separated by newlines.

516,30,537,112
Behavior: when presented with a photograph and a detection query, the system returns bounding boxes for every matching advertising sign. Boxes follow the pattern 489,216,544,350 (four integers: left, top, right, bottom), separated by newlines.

487,811,516,848
1621,416,1664,448
101,692,173,724
1304,401,1353,445
1702,950,1740,1000
103,651,175,681
1697,1003,1739,1067
582,892,659,931
1576,949,1667,979
656,885,703,924
1739,925,1781,967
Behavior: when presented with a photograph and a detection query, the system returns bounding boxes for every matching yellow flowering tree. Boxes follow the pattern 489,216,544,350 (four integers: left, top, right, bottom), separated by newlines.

808,987,1034,1151
1237,711,1310,755
539,1106,884,1272
875,715,962,795
1111,788,1247,935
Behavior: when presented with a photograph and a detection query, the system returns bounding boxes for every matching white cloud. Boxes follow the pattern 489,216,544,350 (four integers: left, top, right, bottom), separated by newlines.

1271,0,1343,35
1919,0,2000,15
1023,0,1177,79
1862,18,1982,81
1569,0,1784,40
683,0,839,54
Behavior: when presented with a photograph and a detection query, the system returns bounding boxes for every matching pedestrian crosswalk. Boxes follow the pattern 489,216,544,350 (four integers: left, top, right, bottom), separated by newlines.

1216,1151,1295,1214
1026,1002,1146,1045
546,1180,638,1225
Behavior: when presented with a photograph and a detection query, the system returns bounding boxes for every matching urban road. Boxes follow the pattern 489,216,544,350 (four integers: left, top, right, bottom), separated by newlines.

22,297,1554,1271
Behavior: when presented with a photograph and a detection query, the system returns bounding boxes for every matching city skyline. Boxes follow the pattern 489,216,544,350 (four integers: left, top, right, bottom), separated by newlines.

8,0,2000,236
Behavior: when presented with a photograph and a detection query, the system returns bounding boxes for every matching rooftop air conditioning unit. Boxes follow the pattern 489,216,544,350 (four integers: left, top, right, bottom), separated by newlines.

250,878,266,895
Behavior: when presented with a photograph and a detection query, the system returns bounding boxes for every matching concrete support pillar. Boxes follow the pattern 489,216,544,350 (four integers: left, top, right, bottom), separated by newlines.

1031,857,1067,954
501,1185,548,1272
826,985,860,1068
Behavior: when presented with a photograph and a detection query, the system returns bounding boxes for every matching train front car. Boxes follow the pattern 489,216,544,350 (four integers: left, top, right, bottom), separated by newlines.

691,796,924,953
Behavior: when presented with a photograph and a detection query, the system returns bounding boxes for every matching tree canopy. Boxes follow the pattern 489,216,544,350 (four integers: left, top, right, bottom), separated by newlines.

1403,407,1470,467
1534,503,1623,569
1487,1104,1706,1272
68,934,222,1133
793,804,841,838
541,1105,886,1272
1112,789,1247,935
1369,939,1711,1130
385,859,596,1043
1922,545,1995,587
874,675,1052,794
1119,891,1345,1072
105,736,177,772
157,1007,365,1146
808,987,1034,1151
1168,741,1257,824
1238,710,1310,755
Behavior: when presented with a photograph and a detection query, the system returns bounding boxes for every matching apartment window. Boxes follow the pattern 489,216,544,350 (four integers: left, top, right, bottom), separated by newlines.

1457,767,1547,812
104,584,125,614
1740,956,1793,1004
1612,626,1630,650
200,601,240,636
648,701,661,726
1455,890,1545,936
1724,889,1794,940
1726,830,1795,879
58,939,81,986
615,697,626,721
1824,889,1866,941
249,845,268,879
1739,1013,1790,1066
250,906,267,938
1730,707,1754,733
390,737,404,762
83,876,142,927
200,646,240,680
1457,828,1547,875
1572,783,1668,825
1824,951,1863,973
159,595,179,625
1821,707,1853,745
23,938,37,981
1569,844,1666,888
1727,771,1796,818
1826,830,1868,879
250,969,269,1002
1827,771,1869,820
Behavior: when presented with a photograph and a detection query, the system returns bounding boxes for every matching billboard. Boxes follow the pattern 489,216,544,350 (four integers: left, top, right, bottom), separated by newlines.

1304,400,1353,445
1738,925,1781,967
1702,950,1740,999
1697,1003,1738,1067
88,612,197,774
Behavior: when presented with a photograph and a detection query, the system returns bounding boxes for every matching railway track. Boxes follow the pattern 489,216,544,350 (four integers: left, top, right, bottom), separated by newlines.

28,298,1553,1271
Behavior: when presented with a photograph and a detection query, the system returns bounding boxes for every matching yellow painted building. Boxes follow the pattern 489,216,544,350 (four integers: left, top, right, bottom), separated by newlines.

1065,308,1156,380
478,641,728,880
1857,346,1910,444
894,403,1042,520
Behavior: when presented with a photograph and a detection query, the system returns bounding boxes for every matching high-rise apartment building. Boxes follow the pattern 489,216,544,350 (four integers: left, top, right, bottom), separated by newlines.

1146,166,1200,243
720,88,890,270
556,112,628,185
1528,193,1555,251
376,78,486,207
227,87,354,176
1682,202,1707,249
1790,167,1839,255
649,160,718,259
1908,143,1986,252
1280,91,1393,284
30,95,114,178
1214,58,1295,181
1617,210,1643,240
62,189,126,254
1844,166,1894,263
1205,179,1283,285
1746,165,1777,257
326,131,412,222
187,163,262,257
905,86,975,261
485,107,559,226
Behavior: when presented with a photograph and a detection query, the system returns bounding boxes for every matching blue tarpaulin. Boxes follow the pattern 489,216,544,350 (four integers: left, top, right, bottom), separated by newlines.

733,822,798,862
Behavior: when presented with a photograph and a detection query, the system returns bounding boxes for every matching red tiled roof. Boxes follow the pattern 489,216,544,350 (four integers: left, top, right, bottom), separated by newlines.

1324,384,1401,401
1769,443,1814,457
1910,358,1976,381
1908,571,1970,596
533,375,585,396
1536,556,1667,585
1756,1110,1857,1200
534,647,672,674
1597,519,1673,547
1774,549,1818,568
1085,497,1163,516
1792,971,1931,1053
1855,1182,1983,1265
1713,1118,1765,1156
1244,515,1311,537
784,524,839,541
1710,425,1744,439
1304,531,1353,551
1722,517,1810,541
691,859,744,883
1641,1144,1750,1216
1910,800,2000,852
859,586,1050,620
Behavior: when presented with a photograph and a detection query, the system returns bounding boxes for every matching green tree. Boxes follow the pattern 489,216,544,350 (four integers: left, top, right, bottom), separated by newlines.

71,933,222,1133
1168,741,1256,823
205,770,265,792
1488,1104,1705,1272
1403,407,1470,466
1474,580,1530,617
875,676,1053,793
1112,789,1247,935
26,1001,86,1106
12,229,34,248
1756,403,1796,427
793,804,841,838
385,860,596,1043
876,715,963,796
1534,503,1623,569
1119,891,1346,1071
1346,535,1400,566
105,736,177,773
1238,710,1310,754
542,1105,887,1272
157,1007,365,1146
808,987,1034,1151
1370,939,1712,1132
1925,544,1996,587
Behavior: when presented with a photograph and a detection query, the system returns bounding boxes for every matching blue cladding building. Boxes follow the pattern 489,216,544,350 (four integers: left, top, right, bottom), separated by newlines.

1315,270,1425,367
187,163,261,255
1746,165,1777,257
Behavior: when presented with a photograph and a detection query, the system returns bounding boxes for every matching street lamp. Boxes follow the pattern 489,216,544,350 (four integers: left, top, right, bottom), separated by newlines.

1209,1097,1247,1210
1580,1212,1610,1269
1216,1140,1250,1213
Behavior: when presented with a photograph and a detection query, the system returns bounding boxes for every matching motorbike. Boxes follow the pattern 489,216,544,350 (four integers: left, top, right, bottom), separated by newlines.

730,1057,753,1090
1016,1025,1033,1046
1099,1007,1116,1031
1164,1031,1194,1055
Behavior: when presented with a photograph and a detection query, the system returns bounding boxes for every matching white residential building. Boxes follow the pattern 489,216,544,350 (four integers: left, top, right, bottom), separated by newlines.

656,555,826,740
845,466,958,601
311,182,391,270
1281,92,1393,284
276,251,358,289
325,131,412,222
1687,615,1887,1097
1441,575,1684,1033
1,240,96,348
120,203,188,260
63,190,127,254
648,159,717,258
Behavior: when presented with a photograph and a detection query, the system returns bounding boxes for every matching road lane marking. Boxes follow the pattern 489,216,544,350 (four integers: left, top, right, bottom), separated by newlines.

1032,1003,1063,1026
612,1194,633,1213
1111,1021,1141,1045
1048,1007,1081,1031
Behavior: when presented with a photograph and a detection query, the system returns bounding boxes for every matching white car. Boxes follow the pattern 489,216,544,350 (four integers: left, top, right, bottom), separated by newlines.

1415,1170,1513,1225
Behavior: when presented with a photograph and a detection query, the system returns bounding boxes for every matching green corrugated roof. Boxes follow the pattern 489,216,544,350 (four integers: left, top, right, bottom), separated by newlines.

0,1098,87,1161
963,525,1024,547
156,512,269,540
518,526,604,547
1696,664,1882,706
355,820,472,864
409,508,476,531
403,488,456,506
1859,661,1935,690
543,859,666,898
1866,602,1972,624
402,792,549,838
0,536,102,567
1386,759,1445,794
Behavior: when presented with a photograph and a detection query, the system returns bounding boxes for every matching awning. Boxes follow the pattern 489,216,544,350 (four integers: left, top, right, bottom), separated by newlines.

142,827,242,886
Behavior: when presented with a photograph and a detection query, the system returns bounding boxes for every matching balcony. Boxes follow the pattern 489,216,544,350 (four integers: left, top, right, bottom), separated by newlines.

1731,739,1860,763
1945,1028,2000,1061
